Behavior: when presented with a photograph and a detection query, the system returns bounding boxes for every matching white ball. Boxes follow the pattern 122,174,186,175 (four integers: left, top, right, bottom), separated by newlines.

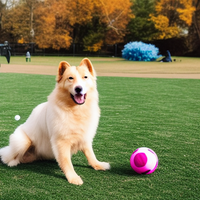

15,115,20,121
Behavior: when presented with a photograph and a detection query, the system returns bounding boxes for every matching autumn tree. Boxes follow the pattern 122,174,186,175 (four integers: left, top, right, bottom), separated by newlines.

1,0,132,51
34,0,70,50
187,0,200,53
150,0,196,39
2,3,30,42
34,0,133,51
192,0,200,40
0,0,5,31
82,0,133,51
97,0,133,43
0,0,40,43
0,0,11,41
0,0,19,32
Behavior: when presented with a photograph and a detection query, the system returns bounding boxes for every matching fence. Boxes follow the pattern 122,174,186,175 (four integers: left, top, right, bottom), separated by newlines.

8,43,125,57
4,38,190,57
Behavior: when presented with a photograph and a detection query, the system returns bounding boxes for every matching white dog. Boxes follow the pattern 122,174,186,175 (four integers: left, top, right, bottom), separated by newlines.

0,58,110,185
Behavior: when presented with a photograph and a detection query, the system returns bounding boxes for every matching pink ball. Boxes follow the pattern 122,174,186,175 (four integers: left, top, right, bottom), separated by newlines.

130,147,158,174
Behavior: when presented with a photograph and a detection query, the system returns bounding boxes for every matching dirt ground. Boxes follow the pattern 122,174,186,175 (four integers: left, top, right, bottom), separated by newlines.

0,63,200,79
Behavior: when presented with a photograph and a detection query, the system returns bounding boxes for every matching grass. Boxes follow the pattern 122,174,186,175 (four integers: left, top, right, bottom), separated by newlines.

0,72,199,199
1,56,200,75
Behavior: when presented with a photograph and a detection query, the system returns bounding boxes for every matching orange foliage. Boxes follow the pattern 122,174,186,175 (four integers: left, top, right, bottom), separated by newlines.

1,0,132,50
150,0,196,39
149,14,180,39
85,40,104,52
34,0,133,49
97,0,133,44
177,0,196,26
68,0,94,25
34,0,72,50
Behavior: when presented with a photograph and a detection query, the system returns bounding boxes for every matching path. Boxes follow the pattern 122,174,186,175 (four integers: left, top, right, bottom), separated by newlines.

1,64,200,79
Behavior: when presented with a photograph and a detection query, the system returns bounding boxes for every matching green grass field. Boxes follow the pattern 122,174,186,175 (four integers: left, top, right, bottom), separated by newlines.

0,71,199,199
1,56,200,75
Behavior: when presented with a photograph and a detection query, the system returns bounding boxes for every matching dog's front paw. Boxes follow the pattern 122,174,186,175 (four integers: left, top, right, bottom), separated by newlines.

8,159,20,167
1,157,20,167
93,161,110,171
68,175,83,186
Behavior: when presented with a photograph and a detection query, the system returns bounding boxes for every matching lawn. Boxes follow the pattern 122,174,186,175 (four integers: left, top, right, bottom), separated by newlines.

1,56,200,75
0,72,199,199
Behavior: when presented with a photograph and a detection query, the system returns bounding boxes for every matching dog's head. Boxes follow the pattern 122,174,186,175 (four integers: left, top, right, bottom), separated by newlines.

56,58,97,105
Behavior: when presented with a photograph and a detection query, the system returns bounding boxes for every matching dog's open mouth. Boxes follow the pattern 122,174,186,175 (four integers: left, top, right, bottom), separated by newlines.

71,93,86,105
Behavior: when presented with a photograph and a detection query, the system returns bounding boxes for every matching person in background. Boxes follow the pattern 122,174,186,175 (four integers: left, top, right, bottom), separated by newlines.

26,51,31,62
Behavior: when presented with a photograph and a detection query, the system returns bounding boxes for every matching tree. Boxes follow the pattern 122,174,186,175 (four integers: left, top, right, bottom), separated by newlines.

0,0,6,31
34,0,133,50
189,1,200,46
1,0,133,51
34,0,97,50
71,0,133,50
0,0,12,41
1,0,40,43
34,0,71,50
126,0,157,42
192,0,200,40
149,0,196,39
2,3,30,43
98,0,133,44
177,0,196,26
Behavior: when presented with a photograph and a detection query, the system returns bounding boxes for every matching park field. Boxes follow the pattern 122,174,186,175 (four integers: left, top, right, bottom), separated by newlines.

0,56,200,199
0,56,200,78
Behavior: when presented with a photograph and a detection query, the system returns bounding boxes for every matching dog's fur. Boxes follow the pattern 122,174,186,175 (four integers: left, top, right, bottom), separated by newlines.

0,58,110,185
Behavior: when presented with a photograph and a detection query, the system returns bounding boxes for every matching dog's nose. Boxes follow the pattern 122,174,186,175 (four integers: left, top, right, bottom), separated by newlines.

75,86,82,94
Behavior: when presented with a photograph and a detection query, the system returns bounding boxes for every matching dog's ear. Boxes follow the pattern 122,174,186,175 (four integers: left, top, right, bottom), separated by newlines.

57,61,70,82
80,58,96,78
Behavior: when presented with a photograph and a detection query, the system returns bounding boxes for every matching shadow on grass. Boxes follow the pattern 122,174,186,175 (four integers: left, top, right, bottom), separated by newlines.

1,159,144,180
0,159,66,180
1,159,106,180
109,165,140,177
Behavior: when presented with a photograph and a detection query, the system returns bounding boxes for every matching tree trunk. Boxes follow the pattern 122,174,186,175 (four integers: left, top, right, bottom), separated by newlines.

194,0,200,39
0,12,2,30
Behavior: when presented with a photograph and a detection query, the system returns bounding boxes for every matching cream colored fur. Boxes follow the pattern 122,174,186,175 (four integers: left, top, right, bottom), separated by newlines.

0,58,110,185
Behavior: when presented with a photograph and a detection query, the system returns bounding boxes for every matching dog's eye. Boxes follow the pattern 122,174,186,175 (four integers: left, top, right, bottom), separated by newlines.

68,77,74,80
84,76,88,79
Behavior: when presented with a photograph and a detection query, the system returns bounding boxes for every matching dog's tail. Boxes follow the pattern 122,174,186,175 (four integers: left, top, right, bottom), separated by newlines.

0,125,32,167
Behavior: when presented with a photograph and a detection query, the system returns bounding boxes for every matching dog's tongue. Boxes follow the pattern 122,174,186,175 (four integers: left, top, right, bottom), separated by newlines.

74,94,85,104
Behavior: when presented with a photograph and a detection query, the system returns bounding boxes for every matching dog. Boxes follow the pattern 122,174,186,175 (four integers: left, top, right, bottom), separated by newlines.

0,58,110,185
